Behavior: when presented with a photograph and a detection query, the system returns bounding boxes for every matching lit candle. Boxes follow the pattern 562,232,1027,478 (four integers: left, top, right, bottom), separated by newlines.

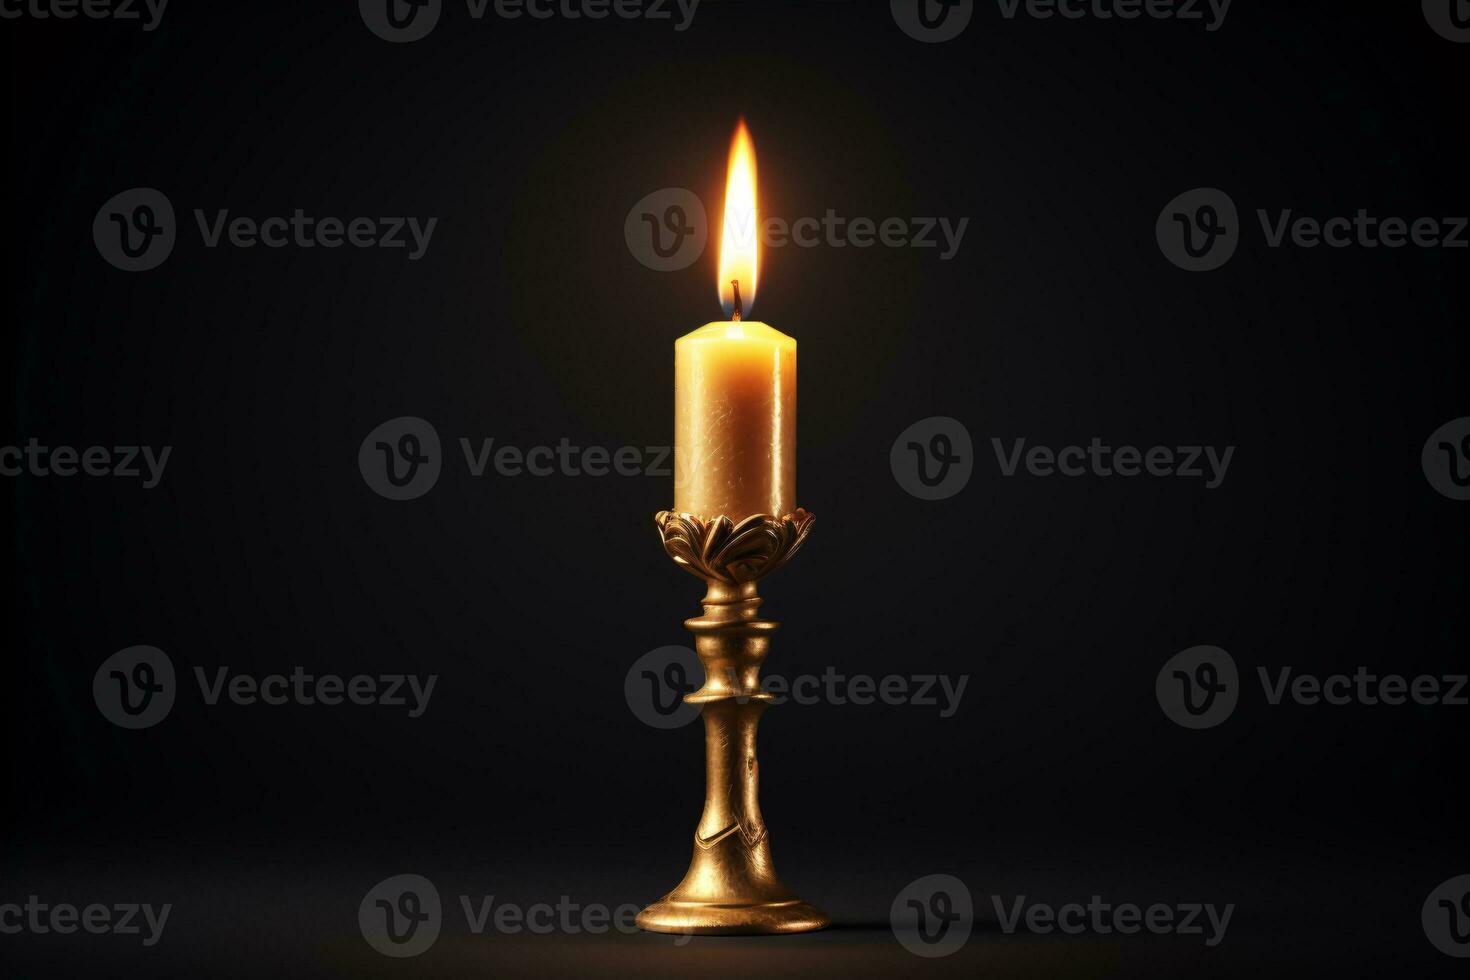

674,121,796,521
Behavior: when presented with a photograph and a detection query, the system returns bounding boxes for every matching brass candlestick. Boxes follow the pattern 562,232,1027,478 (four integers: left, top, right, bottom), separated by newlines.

636,508,829,936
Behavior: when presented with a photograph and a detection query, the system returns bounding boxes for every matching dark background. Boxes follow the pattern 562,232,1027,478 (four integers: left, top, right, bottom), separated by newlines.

5,0,1467,976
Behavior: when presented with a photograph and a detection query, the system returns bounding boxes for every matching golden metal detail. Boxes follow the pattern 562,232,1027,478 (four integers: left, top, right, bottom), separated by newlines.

636,509,828,936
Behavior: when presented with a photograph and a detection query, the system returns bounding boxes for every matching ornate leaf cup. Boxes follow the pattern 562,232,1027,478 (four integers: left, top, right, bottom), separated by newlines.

654,509,814,585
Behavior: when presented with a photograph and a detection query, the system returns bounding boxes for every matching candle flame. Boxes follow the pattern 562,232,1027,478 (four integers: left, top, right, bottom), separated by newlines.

718,120,758,319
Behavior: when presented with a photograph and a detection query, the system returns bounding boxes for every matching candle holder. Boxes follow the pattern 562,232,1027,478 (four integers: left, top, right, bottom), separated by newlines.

636,508,829,936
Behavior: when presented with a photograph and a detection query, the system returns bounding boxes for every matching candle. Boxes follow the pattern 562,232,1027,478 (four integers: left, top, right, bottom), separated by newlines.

673,122,796,521
674,320,796,520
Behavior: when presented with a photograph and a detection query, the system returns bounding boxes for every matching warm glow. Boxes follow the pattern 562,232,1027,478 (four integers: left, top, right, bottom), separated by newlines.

717,120,758,318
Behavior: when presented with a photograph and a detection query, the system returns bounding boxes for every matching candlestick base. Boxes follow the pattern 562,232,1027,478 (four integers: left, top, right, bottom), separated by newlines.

637,897,830,936
637,510,828,937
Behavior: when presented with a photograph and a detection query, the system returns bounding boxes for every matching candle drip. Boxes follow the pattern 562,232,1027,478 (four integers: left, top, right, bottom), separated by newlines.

730,280,743,322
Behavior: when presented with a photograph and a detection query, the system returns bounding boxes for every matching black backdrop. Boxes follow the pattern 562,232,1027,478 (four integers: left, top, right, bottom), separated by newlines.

5,1,1467,976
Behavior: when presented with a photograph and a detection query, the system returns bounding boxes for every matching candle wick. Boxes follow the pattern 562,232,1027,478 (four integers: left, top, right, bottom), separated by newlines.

731,280,743,322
